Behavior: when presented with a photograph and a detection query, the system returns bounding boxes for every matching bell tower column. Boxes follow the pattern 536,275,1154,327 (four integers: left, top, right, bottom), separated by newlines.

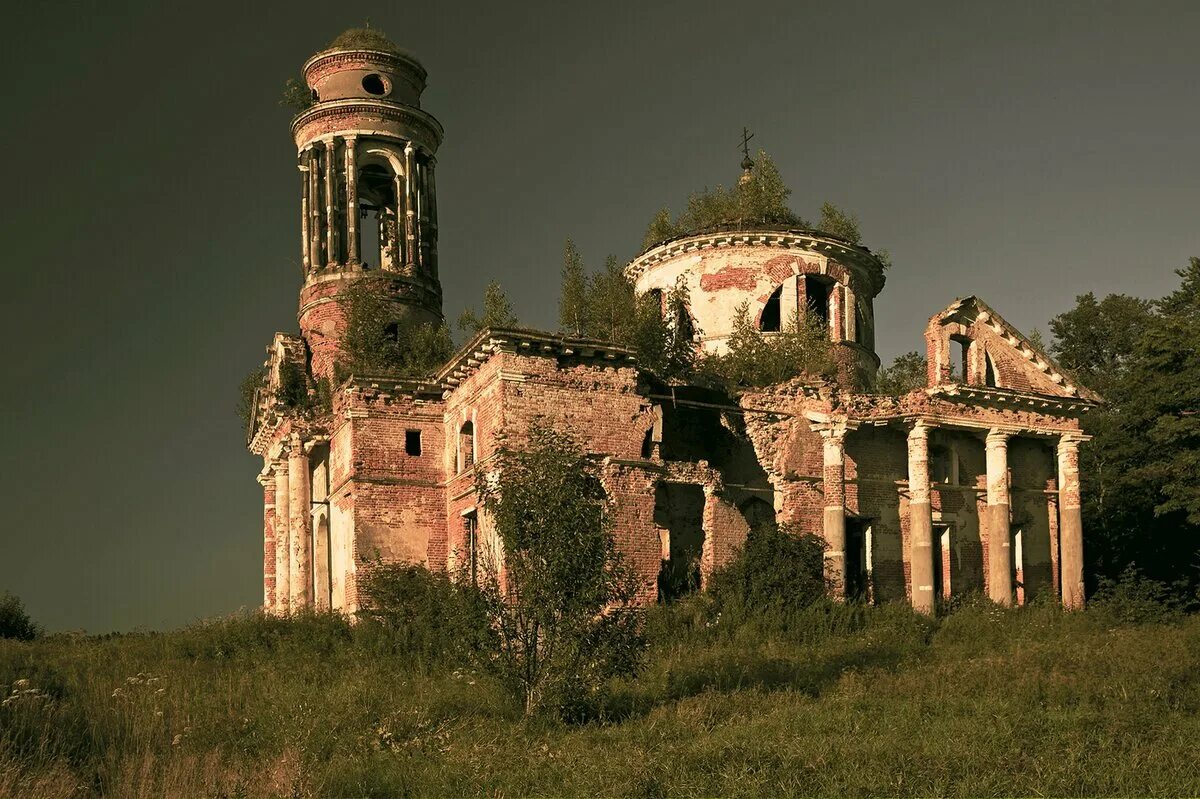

290,31,446,380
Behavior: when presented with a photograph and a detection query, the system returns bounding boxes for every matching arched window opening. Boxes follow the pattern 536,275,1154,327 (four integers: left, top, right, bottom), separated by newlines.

666,294,696,347
949,336,969,382
737,496,775,531
357,163,399,270
759,285,782,332
458,421,475,472
984,351,999,387
804,275,831,334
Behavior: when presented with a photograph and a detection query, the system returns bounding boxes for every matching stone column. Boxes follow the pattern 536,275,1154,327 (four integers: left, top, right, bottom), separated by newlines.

299,156,310,273
1057,433,1086,609
403,141,417,270
427,156,438,278
258,470,276,612
907,421,936,615
272,459,290,615
392,172,406,270
308,147,322,268
986,429,1014,606
845,285,857,343
345,136,358,263
288,438,312,609
323,139,337,265
818,423,849,597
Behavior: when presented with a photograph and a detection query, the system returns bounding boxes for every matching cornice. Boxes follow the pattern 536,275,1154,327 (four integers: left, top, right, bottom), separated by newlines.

626,229,887,296
291,100,443,150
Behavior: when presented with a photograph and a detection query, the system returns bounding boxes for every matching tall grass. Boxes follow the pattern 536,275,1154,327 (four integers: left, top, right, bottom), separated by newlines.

3,599,1200,797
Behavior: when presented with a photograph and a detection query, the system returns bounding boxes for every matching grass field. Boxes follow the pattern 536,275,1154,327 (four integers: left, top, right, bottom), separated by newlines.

3,598,1200,798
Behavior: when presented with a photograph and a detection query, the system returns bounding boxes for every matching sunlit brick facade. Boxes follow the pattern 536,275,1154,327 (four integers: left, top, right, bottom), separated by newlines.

248,34,1099,616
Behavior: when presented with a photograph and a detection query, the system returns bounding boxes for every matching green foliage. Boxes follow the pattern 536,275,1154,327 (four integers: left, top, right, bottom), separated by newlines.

237,370,265,431
328,26,403,55
0,592,39,641
559,238,588,334
583,254,637,343
735,152,803,227
337,277,453,379
672,151,804,234
355,561,494,667
279,77,314,114
817,202,862,244
456,280,519,337
637,151,897,265
873,350,927,395
1090,566,1192,625
641,207,681,251
1048,257,1200,593
277,359,308,409
1050,291,1154,396
474,426,645,718
557,247,694,381
706,523,828,625
698,301,835,391
626,280,697,381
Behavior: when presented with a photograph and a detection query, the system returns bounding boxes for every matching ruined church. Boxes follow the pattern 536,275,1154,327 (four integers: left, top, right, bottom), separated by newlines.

247,31,1099,617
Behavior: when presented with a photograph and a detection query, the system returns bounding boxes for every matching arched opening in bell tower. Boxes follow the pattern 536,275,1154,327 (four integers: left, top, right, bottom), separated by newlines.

357,162,400,270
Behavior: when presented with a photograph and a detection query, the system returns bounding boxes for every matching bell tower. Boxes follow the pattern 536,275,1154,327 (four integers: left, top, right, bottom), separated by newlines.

292,28,444,378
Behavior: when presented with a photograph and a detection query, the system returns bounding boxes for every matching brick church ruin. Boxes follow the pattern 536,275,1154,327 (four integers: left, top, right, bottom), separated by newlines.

247,31,1099,618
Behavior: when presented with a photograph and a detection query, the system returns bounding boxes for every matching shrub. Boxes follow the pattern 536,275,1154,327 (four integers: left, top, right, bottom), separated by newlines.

697,301,835,391
356,562,493,667
1090,565,1191,625
474,426,646,719
707,522,828,626
873,351,927,395
816,202,862,244
279,77,314,114
236,370,266,431
337,277,453,378
0,592,40,641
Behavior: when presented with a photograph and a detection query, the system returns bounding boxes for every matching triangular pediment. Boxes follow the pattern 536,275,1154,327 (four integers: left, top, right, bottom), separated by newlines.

928,296,1101,402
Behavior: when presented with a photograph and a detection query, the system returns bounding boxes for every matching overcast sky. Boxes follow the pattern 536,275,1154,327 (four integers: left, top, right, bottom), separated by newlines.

1,1,1196,631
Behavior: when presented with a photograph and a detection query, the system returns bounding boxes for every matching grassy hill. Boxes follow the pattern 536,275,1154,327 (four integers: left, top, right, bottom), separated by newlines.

3,596,1200,798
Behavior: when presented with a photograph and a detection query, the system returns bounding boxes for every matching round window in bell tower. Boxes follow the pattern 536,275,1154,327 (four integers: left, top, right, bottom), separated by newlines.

361,73,390,96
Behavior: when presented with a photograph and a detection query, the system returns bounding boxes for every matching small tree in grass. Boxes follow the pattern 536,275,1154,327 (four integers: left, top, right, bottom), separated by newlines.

0,592,41,641
473,426,645,719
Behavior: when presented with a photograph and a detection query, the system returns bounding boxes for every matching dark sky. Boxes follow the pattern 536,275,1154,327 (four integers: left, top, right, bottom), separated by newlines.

2,1,1196,632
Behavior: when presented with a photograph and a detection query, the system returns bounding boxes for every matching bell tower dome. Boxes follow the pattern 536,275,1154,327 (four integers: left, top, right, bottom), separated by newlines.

292,28,444,379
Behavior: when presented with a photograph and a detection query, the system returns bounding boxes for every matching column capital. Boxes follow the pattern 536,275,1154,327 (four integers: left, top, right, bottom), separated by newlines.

907,418,935,440
985,427,1014,446
1057,431,1090,449
811,417,856,442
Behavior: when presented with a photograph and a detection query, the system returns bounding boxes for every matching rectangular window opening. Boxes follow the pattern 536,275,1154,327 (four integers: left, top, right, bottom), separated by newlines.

405,429,422,456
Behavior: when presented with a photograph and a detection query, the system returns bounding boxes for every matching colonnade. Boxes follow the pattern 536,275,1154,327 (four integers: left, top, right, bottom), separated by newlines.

298,136,438,276
816,420,1086,614
260,436,316,615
